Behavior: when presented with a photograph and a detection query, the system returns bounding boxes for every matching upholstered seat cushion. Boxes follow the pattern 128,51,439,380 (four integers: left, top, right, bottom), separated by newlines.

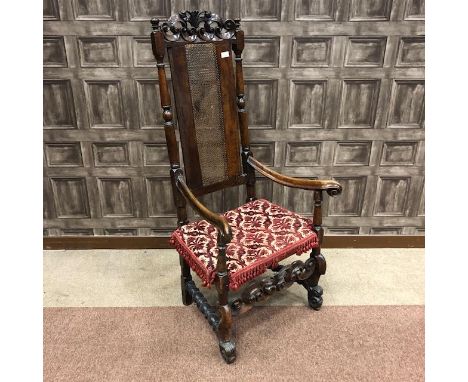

170,199,319,290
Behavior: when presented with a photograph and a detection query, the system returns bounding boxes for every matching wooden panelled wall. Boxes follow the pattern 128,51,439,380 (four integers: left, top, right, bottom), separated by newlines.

43,0,425,237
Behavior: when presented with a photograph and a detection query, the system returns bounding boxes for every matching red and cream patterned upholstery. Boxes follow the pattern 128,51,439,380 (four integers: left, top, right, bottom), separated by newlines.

170,199,319,290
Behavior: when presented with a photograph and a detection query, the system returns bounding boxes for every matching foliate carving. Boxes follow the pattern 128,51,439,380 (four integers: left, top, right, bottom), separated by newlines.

230,258,316,311
151,10,239,42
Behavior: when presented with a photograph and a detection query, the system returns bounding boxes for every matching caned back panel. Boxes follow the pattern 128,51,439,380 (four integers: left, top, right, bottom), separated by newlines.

168,41,242,192
43,1,424,237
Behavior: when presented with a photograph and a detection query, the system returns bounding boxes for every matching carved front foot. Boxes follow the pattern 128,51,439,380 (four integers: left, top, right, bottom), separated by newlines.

300,251,326,310
219,340,236,364
306,284,323,310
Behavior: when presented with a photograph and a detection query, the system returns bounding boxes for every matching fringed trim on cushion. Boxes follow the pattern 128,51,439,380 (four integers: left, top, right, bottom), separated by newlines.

170,230,319,290
169,232,213,287
228,234,319,290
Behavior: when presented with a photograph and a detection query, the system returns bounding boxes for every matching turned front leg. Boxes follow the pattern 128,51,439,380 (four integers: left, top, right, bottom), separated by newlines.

215,238,236,363
300,191,327,309
173,178,191,305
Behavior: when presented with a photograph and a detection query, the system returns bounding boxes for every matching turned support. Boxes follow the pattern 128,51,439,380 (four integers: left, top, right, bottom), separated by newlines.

313,190,324,245
233,27,256,203
214,236,236,363
298,190,327,309
151,24,194,306
185,280,220,329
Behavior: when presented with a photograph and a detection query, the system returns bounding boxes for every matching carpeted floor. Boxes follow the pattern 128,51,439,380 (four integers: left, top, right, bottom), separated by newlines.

43,249,424,381
44,306,424,381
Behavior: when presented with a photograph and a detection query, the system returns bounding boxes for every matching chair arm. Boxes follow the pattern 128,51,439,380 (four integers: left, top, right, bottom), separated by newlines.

174,171,232,244
247,156,342,197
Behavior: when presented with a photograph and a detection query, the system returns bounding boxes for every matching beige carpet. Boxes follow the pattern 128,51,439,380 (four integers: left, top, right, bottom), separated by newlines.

44,249,424,307
43,249,424,381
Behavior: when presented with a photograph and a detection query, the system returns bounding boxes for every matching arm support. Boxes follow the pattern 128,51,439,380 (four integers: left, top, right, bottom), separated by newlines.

247,156,342,197
173,169,232,244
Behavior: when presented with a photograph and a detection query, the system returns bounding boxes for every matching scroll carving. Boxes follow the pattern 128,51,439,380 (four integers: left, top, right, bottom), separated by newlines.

151,10,238,42
230,258,316,314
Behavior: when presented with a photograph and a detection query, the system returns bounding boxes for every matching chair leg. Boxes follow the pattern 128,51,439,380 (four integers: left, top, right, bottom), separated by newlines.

217,305,236,364
300,247,326,310
179,255,193,306
184,275,235,363
213,239,237,363
215,262,236,362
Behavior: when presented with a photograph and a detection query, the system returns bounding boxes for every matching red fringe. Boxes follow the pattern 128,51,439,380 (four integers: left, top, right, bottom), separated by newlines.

169,232,319,291
169,234,212,288
228,235,319,290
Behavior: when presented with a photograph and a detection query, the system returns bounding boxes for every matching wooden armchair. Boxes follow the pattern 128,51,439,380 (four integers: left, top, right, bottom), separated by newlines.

150,11,342,364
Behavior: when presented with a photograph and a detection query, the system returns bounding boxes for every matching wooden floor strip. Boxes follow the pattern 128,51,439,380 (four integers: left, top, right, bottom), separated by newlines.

44,235,425,250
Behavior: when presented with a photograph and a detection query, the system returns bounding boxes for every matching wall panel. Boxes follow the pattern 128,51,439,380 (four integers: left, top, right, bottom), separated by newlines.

44,0,424,236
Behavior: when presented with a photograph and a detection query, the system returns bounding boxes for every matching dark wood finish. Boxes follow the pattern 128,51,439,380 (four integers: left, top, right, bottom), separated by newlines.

154,13,244,197
152,14,243,362
313,191,324,244
294,190,326,309
43,236,170,250
179,255,193,306
44,235,425,250
153,13,246,362
154,9,340,360
166,39,244,195
215,240,236,363
300,249,327,309
232,27,247,148
174,165,235,361
248,156,342,196
151,26,193,307
215,41,243,179
231,257,316,314
326,235,425,248
147,9,432,364
185,279,220,329
167,44,203,189
152,11,237,43
173,169,232,243
233,26,256,202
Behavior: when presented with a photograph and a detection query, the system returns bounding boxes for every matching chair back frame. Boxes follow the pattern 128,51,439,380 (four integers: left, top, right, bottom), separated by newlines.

150,11,256,209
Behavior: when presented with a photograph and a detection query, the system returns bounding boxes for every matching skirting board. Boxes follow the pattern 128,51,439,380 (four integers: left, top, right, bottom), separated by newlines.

44,235,424,250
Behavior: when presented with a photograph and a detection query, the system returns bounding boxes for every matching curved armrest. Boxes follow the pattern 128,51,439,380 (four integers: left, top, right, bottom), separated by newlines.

174,171,232,244
247,156,342,197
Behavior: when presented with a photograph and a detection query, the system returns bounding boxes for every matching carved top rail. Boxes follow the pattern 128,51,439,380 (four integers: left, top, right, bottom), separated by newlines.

150,10,239,43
